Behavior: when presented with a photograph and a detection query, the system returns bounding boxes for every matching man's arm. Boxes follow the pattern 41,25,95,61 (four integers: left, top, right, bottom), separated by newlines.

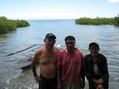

57,69,62,89
31,50,41,83
83,55,94,81
57,51,62,89
80,55,85,89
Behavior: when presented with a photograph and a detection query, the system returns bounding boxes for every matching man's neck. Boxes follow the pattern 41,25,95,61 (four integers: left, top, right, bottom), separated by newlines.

45,47,54,52
66,48,74,54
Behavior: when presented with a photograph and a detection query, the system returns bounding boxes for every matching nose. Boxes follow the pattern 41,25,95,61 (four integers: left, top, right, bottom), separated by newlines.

69,43,73,46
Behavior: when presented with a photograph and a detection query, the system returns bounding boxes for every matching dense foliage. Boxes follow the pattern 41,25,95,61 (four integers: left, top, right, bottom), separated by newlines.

114,16,119,25
75,16,119,25
0,16,30,34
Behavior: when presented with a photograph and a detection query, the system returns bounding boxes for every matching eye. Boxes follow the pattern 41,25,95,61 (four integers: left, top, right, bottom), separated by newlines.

48,39,55,42
66,42,74,44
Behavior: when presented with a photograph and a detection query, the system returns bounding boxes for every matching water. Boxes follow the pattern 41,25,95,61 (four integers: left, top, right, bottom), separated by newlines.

0,19,119,89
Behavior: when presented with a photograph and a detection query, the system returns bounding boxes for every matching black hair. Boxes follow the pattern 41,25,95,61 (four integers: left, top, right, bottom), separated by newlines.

65,35,75,41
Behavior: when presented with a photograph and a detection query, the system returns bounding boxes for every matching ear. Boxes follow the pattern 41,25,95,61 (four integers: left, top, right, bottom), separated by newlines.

44,39,46,42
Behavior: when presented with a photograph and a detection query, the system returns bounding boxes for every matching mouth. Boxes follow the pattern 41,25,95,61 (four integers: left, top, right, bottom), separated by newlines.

48,44,54,47
92,52,97,54
68,46,74,50
91,52,98,56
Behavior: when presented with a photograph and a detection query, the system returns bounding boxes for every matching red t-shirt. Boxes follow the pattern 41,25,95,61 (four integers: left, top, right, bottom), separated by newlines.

57,48,84,82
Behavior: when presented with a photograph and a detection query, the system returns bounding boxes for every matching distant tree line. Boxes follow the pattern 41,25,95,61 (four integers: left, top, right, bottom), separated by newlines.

75,15,119,25
0,16,30,34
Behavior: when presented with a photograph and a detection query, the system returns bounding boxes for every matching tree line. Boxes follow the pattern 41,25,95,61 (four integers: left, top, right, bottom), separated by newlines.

75,15,119,25
0,16,30,34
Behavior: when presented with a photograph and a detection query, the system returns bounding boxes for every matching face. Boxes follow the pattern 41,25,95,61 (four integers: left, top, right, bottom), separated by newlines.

44,38,56,48
65,39,75,51
89,45,99,57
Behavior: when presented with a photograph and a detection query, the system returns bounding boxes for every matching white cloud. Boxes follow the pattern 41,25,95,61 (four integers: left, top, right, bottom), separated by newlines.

109,0,119,3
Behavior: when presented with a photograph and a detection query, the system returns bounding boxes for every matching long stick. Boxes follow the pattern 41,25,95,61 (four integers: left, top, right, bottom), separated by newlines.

20,54,34,58
6,44,37,56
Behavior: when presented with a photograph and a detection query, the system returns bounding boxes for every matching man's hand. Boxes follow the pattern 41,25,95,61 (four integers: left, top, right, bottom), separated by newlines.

34,76,41,83
97,79,103,83
96,84,104,89
57,82,62,89
93,78,103,84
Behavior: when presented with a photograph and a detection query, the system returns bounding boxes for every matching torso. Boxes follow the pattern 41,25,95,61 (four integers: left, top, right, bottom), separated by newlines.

58,48,84,82
38,47,60,79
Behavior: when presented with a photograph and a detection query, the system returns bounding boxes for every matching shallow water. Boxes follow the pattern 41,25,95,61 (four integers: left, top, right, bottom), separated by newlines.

0,19,119,89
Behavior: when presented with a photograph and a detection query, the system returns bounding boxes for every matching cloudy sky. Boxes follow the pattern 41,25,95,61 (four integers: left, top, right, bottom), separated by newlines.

0,0,119,19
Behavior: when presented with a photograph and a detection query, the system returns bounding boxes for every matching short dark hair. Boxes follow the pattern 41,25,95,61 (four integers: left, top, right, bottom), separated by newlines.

89,42,100,50
65,35,75,41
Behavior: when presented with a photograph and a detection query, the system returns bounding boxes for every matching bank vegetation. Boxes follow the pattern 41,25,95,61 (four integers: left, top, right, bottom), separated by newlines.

0,16,30,34
75,15,119,25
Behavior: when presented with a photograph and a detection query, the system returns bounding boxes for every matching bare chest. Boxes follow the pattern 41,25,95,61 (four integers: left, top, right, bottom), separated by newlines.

39,52,57,64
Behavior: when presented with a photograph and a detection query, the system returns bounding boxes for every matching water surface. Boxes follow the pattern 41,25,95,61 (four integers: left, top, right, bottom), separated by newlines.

0,19,119,89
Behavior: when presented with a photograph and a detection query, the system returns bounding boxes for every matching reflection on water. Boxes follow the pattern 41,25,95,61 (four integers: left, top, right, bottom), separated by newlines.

0,20,119,89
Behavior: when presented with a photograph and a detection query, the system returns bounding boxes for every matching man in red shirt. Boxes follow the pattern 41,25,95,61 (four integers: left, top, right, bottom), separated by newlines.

57,35,85,89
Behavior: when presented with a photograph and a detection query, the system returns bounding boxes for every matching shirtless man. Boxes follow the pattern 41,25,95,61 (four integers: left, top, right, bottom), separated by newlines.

32,33,60,89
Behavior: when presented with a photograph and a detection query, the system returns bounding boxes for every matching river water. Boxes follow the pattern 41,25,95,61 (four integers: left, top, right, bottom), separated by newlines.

0,19,119,89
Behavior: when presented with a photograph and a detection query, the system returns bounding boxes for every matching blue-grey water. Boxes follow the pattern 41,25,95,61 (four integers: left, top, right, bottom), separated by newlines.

0,19,119,89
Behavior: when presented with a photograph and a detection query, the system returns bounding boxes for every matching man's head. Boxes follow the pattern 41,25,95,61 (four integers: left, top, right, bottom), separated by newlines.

89,42,100,50
89,42,100,57
45,33,56,39
44,33,56,49
65,35,75,53
65,35,75,42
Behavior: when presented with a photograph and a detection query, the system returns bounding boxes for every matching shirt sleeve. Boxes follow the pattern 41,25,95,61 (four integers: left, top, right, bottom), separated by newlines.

101,55,109,82
83,55,94,81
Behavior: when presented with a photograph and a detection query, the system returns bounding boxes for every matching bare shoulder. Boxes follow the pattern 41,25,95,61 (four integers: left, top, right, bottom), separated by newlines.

54,47,61,53
35,46,45,55
33,47,45,60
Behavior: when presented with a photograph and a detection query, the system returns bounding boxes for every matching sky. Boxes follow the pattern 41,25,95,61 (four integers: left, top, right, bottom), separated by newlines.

0,0,119,20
